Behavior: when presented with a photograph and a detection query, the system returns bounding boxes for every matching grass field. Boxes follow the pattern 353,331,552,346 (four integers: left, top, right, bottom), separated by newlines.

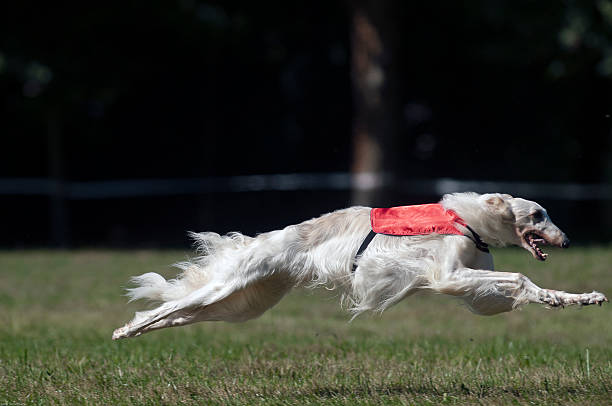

1,247,611,405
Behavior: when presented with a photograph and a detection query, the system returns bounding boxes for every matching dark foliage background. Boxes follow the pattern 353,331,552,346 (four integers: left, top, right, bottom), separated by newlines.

1,1,612,246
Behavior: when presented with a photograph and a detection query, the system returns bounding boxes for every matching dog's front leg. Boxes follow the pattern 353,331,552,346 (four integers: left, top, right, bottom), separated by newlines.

436,268,607,315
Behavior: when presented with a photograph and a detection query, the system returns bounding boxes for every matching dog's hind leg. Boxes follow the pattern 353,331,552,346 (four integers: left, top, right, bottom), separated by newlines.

112,278,240,340
112,273,293,339
112,301,184,339
432,268,608,316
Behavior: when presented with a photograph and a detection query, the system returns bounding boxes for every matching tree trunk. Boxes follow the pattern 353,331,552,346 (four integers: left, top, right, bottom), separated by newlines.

350,0,400,206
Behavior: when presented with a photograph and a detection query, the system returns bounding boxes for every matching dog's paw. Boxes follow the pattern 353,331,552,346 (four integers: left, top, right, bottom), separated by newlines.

541,290,607,308
575,291,608,306
112,324,130,340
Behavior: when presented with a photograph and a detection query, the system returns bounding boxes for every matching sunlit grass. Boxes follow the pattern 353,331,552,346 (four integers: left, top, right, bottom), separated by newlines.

1,247,611,404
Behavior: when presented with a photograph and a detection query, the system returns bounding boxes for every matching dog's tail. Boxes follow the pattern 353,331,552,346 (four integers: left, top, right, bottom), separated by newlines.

126,272,172,302
126,231,253,303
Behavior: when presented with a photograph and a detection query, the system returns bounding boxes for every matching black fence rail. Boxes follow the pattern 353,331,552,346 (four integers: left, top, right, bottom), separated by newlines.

4,174,612,247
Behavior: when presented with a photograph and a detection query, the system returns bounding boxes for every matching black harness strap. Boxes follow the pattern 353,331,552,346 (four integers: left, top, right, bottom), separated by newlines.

351,226,489,273
464,225,490,253
352,230,377,272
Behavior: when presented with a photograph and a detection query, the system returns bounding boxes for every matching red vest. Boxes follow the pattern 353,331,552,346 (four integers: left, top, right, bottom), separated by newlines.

370,203,466,236
352,203,487,272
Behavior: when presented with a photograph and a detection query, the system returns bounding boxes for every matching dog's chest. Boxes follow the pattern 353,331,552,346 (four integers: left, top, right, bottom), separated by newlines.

464,246,494,270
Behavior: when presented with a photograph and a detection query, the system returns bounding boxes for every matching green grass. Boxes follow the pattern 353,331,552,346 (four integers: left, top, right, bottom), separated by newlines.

1,247,611,405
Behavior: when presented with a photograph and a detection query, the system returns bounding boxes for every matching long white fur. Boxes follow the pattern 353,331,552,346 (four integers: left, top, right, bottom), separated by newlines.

112,192,607,340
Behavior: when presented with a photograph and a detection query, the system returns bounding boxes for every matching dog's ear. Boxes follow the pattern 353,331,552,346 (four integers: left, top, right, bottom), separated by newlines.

485,195,515,222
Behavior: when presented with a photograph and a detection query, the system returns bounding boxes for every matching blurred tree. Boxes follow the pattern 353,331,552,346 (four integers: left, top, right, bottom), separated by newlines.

2,1,612,245
350,0,402,206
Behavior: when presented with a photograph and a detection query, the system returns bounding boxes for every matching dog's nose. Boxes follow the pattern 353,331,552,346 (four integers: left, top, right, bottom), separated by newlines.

561,238,570,249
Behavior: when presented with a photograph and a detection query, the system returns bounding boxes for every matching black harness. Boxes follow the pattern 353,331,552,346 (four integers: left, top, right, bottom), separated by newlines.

351,226,489,273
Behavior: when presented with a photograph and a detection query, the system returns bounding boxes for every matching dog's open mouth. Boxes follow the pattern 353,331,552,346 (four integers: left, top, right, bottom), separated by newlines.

525,232,549,261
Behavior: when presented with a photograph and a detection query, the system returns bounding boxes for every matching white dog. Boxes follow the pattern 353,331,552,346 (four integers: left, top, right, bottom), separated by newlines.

113,192,607,340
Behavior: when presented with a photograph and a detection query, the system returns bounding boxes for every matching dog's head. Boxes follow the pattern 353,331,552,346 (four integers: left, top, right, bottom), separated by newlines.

483,194,570,261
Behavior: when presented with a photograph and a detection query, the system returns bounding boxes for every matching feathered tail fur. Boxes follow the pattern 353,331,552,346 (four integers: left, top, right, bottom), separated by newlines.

126,231,254,303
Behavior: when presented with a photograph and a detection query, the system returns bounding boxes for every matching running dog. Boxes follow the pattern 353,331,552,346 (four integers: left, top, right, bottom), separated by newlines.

112,192,607,340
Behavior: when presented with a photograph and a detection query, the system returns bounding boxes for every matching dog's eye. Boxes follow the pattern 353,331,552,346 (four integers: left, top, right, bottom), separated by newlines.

531,211,545,223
